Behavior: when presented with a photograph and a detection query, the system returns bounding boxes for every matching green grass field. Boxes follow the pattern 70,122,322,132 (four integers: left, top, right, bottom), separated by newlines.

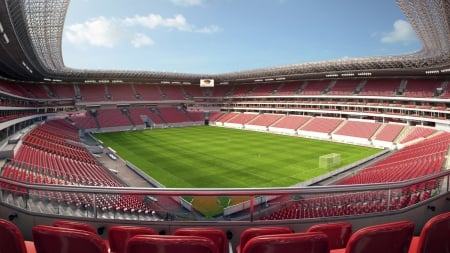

95,126,380,188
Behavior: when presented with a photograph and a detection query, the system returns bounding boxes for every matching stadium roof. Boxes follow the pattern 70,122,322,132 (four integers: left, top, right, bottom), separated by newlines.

0,0,450,84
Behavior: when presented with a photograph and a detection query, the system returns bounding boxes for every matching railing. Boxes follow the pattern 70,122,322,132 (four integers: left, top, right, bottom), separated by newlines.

0,170,448,222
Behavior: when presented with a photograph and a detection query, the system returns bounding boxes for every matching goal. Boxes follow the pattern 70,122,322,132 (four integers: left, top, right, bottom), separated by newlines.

319,153,341,169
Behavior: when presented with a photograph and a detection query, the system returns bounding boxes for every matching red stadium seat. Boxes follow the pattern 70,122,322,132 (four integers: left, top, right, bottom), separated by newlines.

53,220,97,234
408,212,450,253
242,232,329,253
307,221,352,249
32,225,108,253
173,227,228,253
331,220,414,253
0,218,36,253
126,235,219,253
236,226,293,253
108,226,157,253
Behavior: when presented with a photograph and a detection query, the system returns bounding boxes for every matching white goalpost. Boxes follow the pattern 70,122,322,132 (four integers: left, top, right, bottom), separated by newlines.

319,153,341,169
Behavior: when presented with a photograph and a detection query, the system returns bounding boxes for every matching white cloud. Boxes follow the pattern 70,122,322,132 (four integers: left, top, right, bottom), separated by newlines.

124,14,192,32
124,14,220,33
170,0,204,6
131,33,154,48
381,20,418,45
195,25,221,34
65,13,220,48
65,16,124,48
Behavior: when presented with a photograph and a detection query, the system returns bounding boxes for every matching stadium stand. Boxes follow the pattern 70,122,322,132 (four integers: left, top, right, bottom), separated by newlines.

133,84,162,100
107,84,137,101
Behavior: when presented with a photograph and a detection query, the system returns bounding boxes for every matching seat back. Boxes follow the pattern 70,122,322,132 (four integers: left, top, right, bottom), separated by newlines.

237,226,293,253
53,220,97,234
173,228,228,253
0,218,28,253
126,235,219,253
32,225,108,253
345,221,414,253
108,226,157,253
307,221,352,249
242,232,329,253
413,212,450,253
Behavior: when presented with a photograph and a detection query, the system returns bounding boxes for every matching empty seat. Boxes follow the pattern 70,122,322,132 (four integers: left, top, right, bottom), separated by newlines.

0,218,36,253
32,225,108,253
408,212,450,253
126,235,218,253
307,221,352,249
108,226,157,253
53,220,97,234
236,226,293,253
242,232,329,253
331,220,414,253
173,227,228,253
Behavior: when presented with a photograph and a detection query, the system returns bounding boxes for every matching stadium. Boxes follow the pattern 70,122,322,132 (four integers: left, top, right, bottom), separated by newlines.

0,0,450,252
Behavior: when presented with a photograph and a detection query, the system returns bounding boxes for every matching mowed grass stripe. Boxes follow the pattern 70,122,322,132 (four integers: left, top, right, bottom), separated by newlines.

95,126,380,188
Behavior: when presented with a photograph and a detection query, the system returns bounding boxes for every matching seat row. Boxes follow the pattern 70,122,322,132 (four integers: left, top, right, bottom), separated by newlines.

2,212,450,253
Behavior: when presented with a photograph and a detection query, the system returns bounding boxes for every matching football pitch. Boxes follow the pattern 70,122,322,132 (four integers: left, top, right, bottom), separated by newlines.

94,126,380,188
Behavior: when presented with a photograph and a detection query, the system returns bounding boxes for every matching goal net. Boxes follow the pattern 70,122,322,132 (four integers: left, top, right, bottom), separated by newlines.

319,153,341,169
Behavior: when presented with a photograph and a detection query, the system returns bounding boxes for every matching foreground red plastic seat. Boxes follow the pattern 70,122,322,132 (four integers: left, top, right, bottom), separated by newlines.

331,220,414,253
242,232,329,253
126,235,218,253
173,227,228,253
0,218,36,253
53,220,98,234
307,221,352,249
408,211,450,253
108,226,157,253
236,226,293,253
32,225,108,253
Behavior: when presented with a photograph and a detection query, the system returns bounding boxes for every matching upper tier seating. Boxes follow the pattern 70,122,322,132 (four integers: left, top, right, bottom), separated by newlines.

327,80,361,95
79,84,107,102
251,83,281,96
403,79,443,98
134,84,162,100
274,82,303,96
301,80,330,95
49,83,76,98
159,85,186,100
359,79,401,96
107,84,137,101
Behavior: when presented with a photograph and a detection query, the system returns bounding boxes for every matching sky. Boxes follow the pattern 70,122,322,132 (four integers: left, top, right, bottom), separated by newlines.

61,0,422,75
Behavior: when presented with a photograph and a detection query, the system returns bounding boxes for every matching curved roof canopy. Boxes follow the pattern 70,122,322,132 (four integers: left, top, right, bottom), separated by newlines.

0,0,450,84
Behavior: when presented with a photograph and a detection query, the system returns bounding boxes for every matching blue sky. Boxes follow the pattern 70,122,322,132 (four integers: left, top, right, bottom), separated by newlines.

62,0,421,74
